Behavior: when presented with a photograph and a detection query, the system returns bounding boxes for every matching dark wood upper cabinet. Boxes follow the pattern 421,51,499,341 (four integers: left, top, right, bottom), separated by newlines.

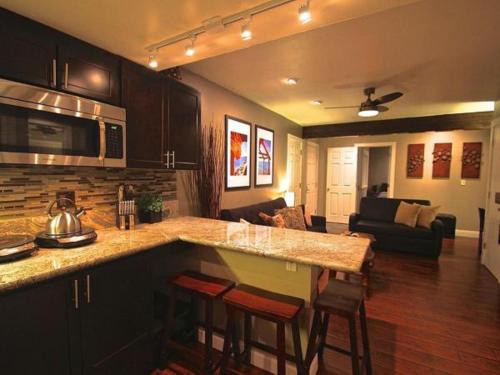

57,36,120,105
0,8,57,88
0,278,74,375
122,60,165,169
165,78,201,170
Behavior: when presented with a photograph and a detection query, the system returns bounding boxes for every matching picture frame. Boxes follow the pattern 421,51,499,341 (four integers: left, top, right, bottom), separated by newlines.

432,143,452,178
225,115,252,190
407,143,425,178
254,125,274,187
462,142,482,179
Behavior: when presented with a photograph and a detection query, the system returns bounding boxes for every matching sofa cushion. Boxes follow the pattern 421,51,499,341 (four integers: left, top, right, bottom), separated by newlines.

394,201,421,227
416,205,440,229
275,207,307,231
220,198,287,225
355,219,435,240
258,212,285,228
359,197,431,223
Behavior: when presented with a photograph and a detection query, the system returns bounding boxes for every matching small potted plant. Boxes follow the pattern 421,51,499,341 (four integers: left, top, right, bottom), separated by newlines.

137,193,163,223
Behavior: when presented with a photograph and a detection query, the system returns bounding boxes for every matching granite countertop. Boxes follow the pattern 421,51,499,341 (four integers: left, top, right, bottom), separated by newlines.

0,216,370,293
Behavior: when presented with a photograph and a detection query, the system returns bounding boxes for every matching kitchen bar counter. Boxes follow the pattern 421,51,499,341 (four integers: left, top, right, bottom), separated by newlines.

0,216,370,293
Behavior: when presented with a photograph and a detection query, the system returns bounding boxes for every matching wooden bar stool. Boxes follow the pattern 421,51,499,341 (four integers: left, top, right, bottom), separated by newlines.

161,271,235,373
305,279,372,375
220,284,306,375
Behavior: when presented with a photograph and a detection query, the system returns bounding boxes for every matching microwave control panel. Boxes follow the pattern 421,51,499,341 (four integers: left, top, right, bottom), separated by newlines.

105,124,123,159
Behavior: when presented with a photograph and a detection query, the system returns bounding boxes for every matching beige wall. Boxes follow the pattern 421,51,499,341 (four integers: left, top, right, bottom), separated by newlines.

314,129,490,231
177,69,302,215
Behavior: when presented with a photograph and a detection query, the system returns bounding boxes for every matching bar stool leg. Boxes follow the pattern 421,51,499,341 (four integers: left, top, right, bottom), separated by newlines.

204,297,214,372
305,310,322,369
318,313,330,360
161,287,177,358
220,305,235,374
348,315,360,375
243,312,252,364
359,300,373,375
276,321,286,375
291,318,305,375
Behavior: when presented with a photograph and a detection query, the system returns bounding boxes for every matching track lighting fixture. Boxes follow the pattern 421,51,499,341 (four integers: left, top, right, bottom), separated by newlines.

185,36,196,57
241,17,252,40
148,51,158,69
298,1,312,24
285,78,298,85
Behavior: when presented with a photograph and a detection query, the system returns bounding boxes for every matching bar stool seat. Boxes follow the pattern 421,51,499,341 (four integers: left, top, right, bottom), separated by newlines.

220,284,306,375
306,278,372,375
162,271,235,373
223,284,304,320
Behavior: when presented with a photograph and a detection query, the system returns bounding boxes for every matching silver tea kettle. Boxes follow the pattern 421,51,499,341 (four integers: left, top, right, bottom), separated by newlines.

46,198,86,237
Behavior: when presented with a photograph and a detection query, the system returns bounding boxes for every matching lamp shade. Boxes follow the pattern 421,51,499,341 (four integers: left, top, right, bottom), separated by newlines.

284,191,295,207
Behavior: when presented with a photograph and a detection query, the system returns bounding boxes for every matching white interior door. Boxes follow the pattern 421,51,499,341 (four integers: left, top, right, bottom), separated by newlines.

306,142,319,214
287,134,303,205
326,147,358,223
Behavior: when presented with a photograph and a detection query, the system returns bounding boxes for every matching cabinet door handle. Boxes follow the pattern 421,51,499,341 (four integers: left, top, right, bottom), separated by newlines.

164,151,170,168
64,63,69,89
171,151,175,169
85,274,91,304
98,120,106,162
52,59,57,87
73,279,79,310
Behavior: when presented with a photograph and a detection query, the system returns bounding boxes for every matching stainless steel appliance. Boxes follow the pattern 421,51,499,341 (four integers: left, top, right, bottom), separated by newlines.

0,235,38,263
0,78,126,167
36,198,97,248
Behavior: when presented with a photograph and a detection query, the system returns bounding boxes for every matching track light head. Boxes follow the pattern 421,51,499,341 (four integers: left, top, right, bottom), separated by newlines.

241,22,252,40
298,1,311,24
185,36,196,57
148,52,158,69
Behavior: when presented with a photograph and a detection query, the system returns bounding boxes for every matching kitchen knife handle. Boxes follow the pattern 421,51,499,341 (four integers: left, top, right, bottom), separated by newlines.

73,279,79,310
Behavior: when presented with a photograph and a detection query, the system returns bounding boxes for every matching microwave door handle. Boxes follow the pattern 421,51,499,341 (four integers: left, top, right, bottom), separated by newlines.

98,121,106,164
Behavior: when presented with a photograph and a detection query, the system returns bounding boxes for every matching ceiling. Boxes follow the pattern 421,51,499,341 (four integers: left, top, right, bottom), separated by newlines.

1,0,498,126
0,0,421,70
186,0,500,125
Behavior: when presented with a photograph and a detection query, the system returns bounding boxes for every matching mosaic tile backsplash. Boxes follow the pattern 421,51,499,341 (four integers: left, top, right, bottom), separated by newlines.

0,166,177,221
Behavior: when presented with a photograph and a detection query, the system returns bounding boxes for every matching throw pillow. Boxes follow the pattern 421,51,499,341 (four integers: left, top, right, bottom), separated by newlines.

303,204,313,227
239,218,250,224
394,201,421,228
275,207,307,231
258,212,286,228
415,205,440,229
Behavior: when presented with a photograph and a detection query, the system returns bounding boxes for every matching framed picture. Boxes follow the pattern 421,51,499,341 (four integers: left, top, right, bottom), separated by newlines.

462,142,482,178
407,144,425,178
432,143,452,178
254,125,274,187
225,115,251,190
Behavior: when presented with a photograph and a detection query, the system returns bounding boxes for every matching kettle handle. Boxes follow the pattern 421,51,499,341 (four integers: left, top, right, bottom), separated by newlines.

48,197,76,218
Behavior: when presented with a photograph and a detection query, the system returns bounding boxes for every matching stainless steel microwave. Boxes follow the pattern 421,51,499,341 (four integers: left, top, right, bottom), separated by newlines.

0,78,126,168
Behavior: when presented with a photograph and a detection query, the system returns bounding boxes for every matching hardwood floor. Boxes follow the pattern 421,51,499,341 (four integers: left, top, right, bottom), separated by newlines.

158,237,500,374
319,237,500,375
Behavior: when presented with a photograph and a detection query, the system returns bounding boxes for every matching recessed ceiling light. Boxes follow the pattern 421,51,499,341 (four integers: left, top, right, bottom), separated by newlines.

298,1,312,24
285,78,298,85
148,53,158,69
311,99,322,105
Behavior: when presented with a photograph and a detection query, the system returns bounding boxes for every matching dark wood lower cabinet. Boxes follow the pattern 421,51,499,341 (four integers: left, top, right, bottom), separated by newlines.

0,277,73,375
0,251,157,375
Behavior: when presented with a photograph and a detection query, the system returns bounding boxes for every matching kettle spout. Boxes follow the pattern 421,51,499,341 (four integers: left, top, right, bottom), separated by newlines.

76,208,86,218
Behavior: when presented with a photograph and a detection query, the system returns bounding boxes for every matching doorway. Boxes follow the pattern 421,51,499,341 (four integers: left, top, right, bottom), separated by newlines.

306,141,319,214
355,142,396,208
287,134,303,205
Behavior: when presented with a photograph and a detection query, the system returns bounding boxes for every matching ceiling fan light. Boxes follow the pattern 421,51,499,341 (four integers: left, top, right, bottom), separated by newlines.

358,108,379,117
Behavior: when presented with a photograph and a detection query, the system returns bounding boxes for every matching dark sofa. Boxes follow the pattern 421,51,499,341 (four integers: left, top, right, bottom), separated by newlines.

220,197,327,233
349,197,444,258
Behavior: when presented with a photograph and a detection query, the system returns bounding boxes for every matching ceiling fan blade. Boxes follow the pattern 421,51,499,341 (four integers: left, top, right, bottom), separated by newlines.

324,105,359,110
377,105,389,112
373,92,403,105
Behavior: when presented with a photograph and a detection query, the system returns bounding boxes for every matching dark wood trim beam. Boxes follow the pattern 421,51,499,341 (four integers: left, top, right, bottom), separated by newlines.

302,111,493,139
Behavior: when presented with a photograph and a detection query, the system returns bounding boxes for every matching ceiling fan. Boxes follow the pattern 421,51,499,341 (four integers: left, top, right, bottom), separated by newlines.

325,87,403,118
